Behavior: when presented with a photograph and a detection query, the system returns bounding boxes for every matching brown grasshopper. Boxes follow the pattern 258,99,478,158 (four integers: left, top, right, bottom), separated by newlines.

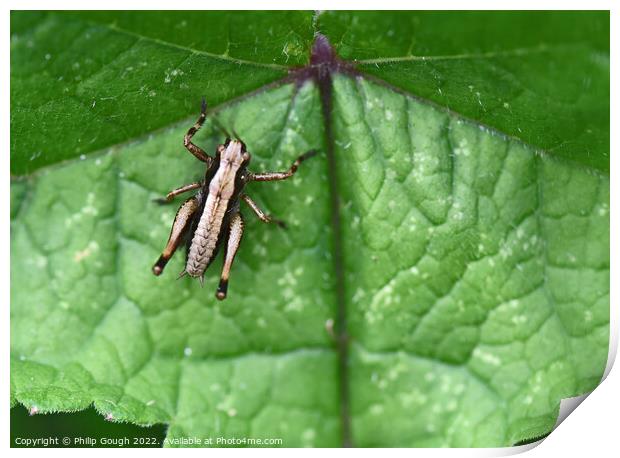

152,100,317,300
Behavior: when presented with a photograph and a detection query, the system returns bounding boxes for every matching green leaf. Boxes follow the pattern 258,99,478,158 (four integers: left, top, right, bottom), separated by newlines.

331,75,608,446
11,11,609,447
10,11,311,174
11,82,341,446
319,11,610,172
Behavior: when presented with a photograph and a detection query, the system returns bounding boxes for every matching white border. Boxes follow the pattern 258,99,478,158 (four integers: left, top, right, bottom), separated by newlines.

3,2,616,455
1,0,616,11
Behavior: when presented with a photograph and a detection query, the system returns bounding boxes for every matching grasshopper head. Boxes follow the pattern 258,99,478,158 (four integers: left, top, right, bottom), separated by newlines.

219,139,250,166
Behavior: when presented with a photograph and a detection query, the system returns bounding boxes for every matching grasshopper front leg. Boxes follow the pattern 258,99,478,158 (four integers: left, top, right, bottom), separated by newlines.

247,150,317,182
184,99,213,164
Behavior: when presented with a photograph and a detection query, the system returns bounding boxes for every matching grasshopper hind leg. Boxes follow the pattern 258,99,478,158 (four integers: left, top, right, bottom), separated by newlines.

216,212,244,300
152,193,202,276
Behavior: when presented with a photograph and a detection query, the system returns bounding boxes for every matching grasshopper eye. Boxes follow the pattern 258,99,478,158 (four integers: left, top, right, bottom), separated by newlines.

242,152,250,162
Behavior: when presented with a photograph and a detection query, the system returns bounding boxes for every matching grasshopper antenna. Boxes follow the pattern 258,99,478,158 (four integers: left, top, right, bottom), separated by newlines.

200,96,232,139
211,115,232,139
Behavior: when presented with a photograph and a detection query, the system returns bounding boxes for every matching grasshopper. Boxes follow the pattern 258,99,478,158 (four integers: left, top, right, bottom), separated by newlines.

152,100,317,300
